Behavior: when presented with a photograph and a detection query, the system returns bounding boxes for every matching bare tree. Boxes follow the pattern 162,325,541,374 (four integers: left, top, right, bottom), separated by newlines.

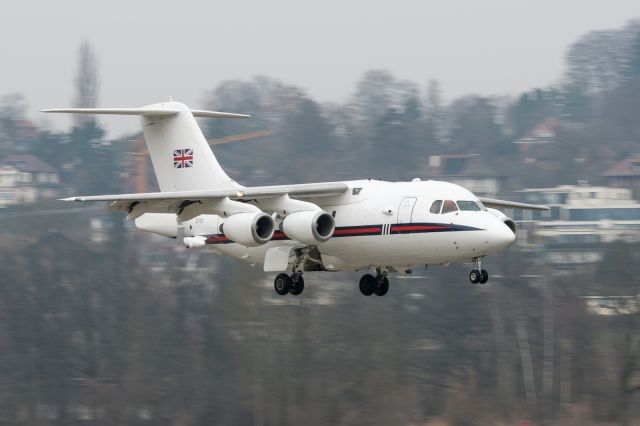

73,41,99,127
0,93,27,148
425,79,446,144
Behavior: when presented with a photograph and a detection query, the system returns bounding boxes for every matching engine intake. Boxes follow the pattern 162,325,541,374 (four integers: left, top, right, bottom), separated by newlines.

221,212,275,247
282,210,335,244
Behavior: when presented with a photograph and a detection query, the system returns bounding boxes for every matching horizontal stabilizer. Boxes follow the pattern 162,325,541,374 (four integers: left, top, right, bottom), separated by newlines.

191,110,251,119
41,108,179,116
41,107,250,119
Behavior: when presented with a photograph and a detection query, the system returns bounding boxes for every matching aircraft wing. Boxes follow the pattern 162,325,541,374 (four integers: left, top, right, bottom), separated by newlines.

60,182,349,219
478,197,549,211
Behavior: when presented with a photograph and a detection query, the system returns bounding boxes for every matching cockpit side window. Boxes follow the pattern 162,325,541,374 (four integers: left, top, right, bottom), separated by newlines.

429,200,443,214
441,200,458,214
457,200,481,211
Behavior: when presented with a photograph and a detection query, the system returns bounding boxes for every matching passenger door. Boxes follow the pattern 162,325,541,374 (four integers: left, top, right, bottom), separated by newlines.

397,197,417,223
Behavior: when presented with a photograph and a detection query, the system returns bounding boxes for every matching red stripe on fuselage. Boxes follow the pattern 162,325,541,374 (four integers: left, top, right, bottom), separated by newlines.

206,235,229,242
333,227,382,235
391,225,448,232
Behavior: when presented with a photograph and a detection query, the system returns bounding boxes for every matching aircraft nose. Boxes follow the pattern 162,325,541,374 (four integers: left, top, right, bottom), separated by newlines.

495,220,516,248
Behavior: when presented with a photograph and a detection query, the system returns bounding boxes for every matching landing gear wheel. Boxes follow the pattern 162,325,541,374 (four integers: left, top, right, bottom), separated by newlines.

374,276,389,296
359,274,376,296
479,270,489,284
290,275,305,295
274,273,292,295
469,269,481,284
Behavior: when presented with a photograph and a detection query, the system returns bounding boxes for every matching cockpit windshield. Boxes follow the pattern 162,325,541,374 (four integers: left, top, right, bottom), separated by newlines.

429,200,442,214
430,200,483,214
441,200,458,214
457,200,481,211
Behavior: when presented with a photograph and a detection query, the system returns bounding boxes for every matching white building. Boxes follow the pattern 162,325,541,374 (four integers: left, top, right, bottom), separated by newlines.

0,165,20,207
0,154,62,205
509,183,640,268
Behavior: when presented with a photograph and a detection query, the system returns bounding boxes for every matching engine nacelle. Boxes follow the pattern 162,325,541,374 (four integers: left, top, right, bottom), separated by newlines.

221,212,275,247
282,210,335,244
487,208,517,236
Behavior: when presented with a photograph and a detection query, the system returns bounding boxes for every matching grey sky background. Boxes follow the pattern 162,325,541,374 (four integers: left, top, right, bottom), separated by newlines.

3,0,640,137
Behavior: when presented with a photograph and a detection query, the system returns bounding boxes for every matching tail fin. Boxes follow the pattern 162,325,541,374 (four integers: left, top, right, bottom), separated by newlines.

42,101,248,192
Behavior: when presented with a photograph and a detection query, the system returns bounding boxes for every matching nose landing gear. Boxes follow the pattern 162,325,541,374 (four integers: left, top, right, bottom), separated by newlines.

469,258,489,284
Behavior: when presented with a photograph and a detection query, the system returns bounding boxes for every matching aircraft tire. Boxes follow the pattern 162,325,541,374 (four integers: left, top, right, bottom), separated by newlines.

274,273,292,295
374,277,389,296
359,274,376,296
469,269,481,284
479,270,489,284
290,275,305,295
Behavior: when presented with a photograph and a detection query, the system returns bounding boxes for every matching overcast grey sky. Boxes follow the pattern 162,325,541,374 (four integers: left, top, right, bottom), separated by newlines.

3,0,640,137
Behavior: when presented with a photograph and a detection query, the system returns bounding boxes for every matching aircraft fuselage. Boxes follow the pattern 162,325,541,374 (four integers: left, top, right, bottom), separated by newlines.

136,178,516,272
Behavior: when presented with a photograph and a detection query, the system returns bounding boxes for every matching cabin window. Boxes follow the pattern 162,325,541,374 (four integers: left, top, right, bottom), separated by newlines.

441,200,458,214
429,200,442,214
457,200,481,211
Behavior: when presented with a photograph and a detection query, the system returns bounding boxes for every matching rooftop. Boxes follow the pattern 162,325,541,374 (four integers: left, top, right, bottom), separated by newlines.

1,154,58,174
427,154,502,177
601,154,640,177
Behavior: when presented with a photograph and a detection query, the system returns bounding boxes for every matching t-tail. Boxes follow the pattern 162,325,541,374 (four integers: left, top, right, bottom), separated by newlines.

41,101,249,192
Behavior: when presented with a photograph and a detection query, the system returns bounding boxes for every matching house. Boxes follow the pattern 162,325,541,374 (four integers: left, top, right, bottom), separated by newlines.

514,117,563,165
0,154,62,204
425,154,505,197
514,117,560,147
601,154,640,199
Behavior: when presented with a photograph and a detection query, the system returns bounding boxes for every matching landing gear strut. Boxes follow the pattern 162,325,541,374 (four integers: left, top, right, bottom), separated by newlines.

469,258,489,285
359,268,390,296
274,247,313,296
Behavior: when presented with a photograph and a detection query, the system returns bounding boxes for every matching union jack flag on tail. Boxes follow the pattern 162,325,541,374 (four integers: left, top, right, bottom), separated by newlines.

173,148,194,168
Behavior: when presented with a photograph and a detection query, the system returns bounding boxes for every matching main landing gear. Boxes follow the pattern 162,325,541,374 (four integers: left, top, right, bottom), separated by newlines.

274,248,313,296
273,272,305,296
359,268,390,296
469,258,489,285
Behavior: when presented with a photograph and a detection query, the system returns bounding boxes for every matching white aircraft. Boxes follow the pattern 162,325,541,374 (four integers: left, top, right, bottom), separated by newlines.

43,102,548,296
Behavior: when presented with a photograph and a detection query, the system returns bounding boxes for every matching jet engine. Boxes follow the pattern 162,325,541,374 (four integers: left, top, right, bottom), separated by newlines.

282,210,335,245
221,212,275,247
487,208,517,236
